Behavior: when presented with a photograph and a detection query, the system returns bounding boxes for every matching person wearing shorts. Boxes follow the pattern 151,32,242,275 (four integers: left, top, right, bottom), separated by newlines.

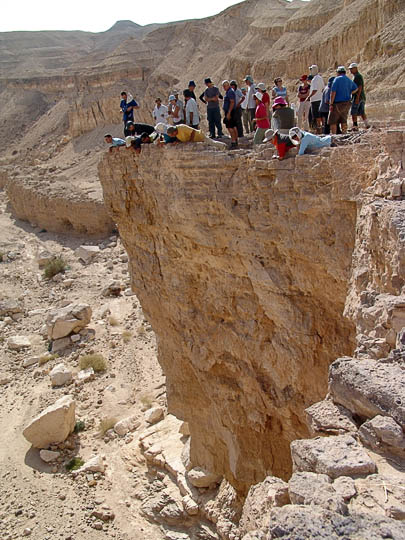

307,65,325,133
222,80,238,148
328,66,357,134
349,63,370,129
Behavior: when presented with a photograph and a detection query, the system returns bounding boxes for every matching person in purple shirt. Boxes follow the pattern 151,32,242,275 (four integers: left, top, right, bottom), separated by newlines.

222,80,238,148
328,66,357,134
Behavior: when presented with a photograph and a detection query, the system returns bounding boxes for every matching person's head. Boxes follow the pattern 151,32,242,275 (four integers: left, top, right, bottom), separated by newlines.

272,97,287,110
104,134,113,144
120,91,127,99
173,90,179,98
126,121,135,132
241,87,247,94
263,129,278,144
140,132,151,143
336,66,346,76
222,80,230,91
274,77,283,87
327,76,335,88
155,98,162,107
257,82,266,92
348,62,358,74
188,80,196,90
169,94,176,104
289,127,303,145
244,75,253,86
230,80,238,90
204,77,213,87
300,75,309,85
254,92,263,104
309,65,319,76
183,89,193,101
167,126,178,138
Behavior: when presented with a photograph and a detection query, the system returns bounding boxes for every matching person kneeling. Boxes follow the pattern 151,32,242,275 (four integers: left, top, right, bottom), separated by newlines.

263,129,295,160
289,127,331,155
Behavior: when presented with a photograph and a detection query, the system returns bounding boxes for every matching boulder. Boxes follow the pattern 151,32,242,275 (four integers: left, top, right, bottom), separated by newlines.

23,357,39,368
50,363,72,387
23,395,75,448
102,280,122,297
0,299,24,317
359,415,405,452
144,406,164,425
187,467,222,488
51,337,71,353
75,454,105,474
39,449,60,463
46,303,92,340
182,495,199,515
37,250,55,268
7,335,31,351
291,435,376,479
305,400,357,436
114,416,140,437
288,471,347,515
76,367,95,385
75,245,100,264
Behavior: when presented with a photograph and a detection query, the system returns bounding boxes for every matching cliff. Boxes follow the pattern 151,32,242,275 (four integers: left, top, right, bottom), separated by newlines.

98,135,401,493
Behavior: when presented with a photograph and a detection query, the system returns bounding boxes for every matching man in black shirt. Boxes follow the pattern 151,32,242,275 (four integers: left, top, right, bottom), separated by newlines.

130,133,152,154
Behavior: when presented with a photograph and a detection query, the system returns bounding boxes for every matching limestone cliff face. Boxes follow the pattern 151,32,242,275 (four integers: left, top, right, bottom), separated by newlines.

99,142,380,492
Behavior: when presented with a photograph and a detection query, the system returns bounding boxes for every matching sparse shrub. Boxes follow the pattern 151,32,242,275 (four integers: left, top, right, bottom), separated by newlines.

108,315,119,326
137,325,146,336
122,330,132,343
66,457,84,471
39,353,58,366
98,416,117,436
43,257,66,279
74,420,85,433
0,252,4,262
140,392,153,410
79,353,107,372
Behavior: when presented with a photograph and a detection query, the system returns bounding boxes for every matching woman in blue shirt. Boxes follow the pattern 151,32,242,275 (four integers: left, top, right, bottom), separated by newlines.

272,78,289,105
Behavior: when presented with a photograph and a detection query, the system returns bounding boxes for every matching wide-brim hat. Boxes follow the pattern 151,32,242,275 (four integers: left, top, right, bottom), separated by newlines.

254,92,263,101
272,97,287,108
257,82,266,91
263,129,278,143
289,127,302,145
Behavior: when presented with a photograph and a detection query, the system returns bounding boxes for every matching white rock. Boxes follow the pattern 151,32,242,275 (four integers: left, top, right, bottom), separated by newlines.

76,367,95,384
7,335,31,351
187,467,222,488
39,449,60,462
46,303,92,340
70,334,81,343
75,245,100,264
50,363,72,387
124,288,135,296
182,495,199,515
23,357,39,368
144,406,164,425
75,455,105,474
23,395,76,448
114,416,141,437
37,250,55,268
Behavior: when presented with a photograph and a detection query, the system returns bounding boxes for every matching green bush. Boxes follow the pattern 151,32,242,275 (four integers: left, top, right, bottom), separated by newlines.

79,353,107,372
43,257,66,279
74,420,86,433
66,457,84,471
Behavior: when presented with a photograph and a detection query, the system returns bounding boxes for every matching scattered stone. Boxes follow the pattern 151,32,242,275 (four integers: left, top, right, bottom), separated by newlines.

23,357,39,368
144,406,164,425
102,280,122,297
187,466,222,488
22,528,32,536
39,449,60,463
75,455,105,474
51,337,71,353
0,373,11,385
75,245,100,264
7,335,31,351
91,508,115,521
361,415,405,448
70,334,81,343
114,416,140,437
37,250,55,268
291,435,376,479
182,495,199,515
23,395,76,448
124,288,134,296
305,400,358,436
50,363,72,387
0,299,24,317
288,471,347,515
76,367,95,385
332,476,357,502
46,303,92,340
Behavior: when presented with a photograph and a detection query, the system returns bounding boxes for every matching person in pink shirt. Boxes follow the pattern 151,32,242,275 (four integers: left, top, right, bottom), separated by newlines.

253,92,271,144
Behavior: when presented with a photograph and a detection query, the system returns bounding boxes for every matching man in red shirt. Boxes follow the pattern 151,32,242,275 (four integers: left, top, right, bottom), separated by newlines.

253,92,270,145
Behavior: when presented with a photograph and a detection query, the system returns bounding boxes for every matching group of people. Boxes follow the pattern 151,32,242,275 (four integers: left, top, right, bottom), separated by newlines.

104,62,369,158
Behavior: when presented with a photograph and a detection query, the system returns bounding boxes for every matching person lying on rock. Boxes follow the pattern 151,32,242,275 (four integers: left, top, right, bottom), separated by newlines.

129,132,152,154
154,123,179,144
263,129,295,160
104,134,125,152
289,127,331,155
165,125,227,149
124,121,155,137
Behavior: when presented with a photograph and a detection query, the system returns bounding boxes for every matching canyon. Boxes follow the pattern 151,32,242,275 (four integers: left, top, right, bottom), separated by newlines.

1,0,405,538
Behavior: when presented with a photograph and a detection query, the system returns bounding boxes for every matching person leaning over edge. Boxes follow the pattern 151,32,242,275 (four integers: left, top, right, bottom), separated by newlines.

349,63,370,130
165,125,226,149
328,66,357,134
104,134,125,152
263,129,295,160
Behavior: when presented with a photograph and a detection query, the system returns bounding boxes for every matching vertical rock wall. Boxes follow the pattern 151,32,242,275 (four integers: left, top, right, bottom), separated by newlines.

99,144,378,493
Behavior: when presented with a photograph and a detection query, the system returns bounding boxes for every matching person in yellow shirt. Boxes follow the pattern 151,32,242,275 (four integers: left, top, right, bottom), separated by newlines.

166,125,226,149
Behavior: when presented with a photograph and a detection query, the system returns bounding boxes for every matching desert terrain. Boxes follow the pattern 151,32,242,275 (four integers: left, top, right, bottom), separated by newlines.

1,0,405,539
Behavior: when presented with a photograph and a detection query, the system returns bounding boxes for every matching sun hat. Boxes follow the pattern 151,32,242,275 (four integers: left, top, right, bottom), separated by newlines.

272,96,287,108
204,77,212,84
263,129,278,143
188,80,196,87
289,127,302,145
230,80,238,87
244,75,253,82
168,94,176,101
348,62,358,69
300,75,307,81
257,82,266,91
337,66,346,73
154,123,167,134
254,92,263,101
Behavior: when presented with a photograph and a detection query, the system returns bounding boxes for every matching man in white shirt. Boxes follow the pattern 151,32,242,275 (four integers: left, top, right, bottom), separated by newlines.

307,65,325,133
184,90,200,128
243,75,257,133
153,98,168,124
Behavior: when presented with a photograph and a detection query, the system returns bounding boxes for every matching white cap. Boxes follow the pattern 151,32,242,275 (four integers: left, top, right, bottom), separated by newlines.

254,92,263,101
154,123,168,134
289,127,302,145
257,82,266,91
348,62,358,69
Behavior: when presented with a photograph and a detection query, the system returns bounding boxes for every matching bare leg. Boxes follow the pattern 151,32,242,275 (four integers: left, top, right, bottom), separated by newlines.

330,124,337,135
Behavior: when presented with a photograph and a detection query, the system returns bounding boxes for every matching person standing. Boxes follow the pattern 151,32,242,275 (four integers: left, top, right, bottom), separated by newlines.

296,75,311,129
152,98,168,124
230,80,244,138
319,77,335,134
188,81,197,101
243,75,257,133
240,87,250,135
253,92,270,145
184,90,200,129
120,91,139,127
271,97,295,135
168,95,183,125
307,65,325,133
349,63,370,130
173,90,184,120
328,66,357,134
200,78,224,138
257,83,270,118
272,78,289,105
222,80,238,149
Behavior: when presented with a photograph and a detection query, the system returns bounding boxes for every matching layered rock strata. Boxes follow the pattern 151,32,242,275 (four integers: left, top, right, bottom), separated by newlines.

99,136,390,492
